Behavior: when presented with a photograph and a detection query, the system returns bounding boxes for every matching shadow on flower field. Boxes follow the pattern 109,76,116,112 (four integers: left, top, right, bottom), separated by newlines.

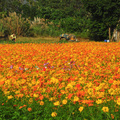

0,40,120,119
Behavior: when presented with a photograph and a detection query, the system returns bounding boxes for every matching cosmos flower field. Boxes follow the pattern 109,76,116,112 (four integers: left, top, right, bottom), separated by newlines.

0,42,120,119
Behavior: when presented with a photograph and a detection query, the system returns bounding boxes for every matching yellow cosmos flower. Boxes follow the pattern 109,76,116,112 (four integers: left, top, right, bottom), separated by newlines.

29,98,33,103
49,97,54,101
62,99,67,105
42,88,46,93
50,77,59,84
117,98,120,105
4,91,10,95
79,107,84,112
73,96,79,102
108,88,115,95
28,83,32,87
54,101,60,106
15,90,20,94
70,81,76,86
65,84,73,91
51,112,57,117
8,95,13,99
72,112,74,115
102,107,109,112
96,99,102,104
87,88,93,95
60,90,66,94
97,92,105,98
33,93,39,98
39,101,44,105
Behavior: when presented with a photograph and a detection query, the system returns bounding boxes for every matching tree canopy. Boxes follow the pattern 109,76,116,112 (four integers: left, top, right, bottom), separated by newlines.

0,0,120,40
82,0,120,40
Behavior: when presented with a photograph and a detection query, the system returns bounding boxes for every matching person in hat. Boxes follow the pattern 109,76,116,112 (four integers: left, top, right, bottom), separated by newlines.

10,34,16,42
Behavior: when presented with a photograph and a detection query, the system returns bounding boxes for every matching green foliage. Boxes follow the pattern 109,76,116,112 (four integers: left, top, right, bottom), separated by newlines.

0,0,22,14
60,17,90,33
1,91,120,120
59,39,68,43
88,20,109,41
82,0,120,41
117,21,120,31
0,24,4,35
0,12,7,19
21,4,38,20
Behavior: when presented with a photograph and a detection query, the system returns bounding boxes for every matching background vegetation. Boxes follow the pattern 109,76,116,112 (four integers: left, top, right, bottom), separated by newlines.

0,0,120,41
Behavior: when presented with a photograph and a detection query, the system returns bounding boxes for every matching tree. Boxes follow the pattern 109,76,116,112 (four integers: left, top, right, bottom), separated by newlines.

82,0,120,41
0,0,23,14
36,0,83,19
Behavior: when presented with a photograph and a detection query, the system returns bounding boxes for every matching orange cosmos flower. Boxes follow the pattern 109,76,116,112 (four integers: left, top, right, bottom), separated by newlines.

19,106,24,109
67,93,73,99
51,112,57,117
108,79,113,84
39,95,44,100
23,105,27,107
111,114,114,119
0,81,5,86
28,107,32,112
102,107,109,112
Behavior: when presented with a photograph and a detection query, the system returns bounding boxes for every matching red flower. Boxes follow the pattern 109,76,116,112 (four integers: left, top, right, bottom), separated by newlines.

43,67,46,71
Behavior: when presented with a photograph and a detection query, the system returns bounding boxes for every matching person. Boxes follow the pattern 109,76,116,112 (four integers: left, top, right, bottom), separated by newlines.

10,34,16,42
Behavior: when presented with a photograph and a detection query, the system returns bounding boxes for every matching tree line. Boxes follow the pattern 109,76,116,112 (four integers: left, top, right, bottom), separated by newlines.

0,0,120,41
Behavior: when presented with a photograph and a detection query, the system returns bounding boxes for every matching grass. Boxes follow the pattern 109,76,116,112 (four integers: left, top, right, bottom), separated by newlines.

0,36,90,44
0,37,60,44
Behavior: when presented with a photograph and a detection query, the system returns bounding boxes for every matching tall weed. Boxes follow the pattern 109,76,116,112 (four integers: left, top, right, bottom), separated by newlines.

0,12,31,36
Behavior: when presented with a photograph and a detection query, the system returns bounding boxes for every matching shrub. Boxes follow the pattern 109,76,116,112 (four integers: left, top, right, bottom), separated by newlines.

31,17,65,37
0,12,31,36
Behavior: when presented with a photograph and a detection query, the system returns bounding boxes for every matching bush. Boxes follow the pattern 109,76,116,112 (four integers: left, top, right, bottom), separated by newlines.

31,17,65,37
0,12,32,36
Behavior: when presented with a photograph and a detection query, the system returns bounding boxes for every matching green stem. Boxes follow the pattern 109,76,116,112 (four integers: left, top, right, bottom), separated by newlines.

67,103,74,120
88,106,95,120
105,112,111,120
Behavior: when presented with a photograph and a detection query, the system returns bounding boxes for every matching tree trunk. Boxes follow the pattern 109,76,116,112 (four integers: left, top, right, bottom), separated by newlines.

109,27,111,41
117,31,119,42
